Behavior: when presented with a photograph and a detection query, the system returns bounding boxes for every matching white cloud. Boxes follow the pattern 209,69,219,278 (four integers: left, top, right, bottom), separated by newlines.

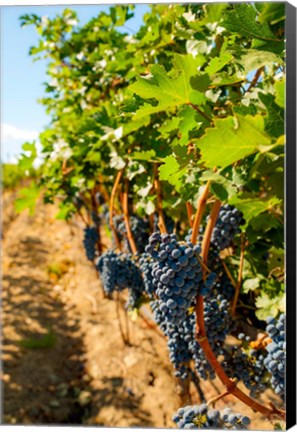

2,123,39,142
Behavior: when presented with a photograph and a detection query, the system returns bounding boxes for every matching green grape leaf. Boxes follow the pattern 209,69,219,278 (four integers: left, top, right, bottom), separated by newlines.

129,54,206,118
222,4,277,41
250,212,281,232
242,277,261,293
258,2,285,25
159,155,187,191
229,196,281,223
258,92,284,138
267,247,284,273
195,115,271,169
255,291,285,320
158,117,180,138
241,50,282,74
130,150,157,161
178,106,200,146
204,3,228,23
275,78,285,108
205,52,233,75
200,170,237,201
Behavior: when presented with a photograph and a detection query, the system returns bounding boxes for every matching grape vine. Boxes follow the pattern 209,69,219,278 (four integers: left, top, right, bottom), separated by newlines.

17,2,286,429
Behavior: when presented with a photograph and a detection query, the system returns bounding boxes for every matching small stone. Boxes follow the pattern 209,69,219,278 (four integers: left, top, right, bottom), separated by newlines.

49,400,60,408
82,374,91,383
2,374,10,383
49,374,58,383
78,390,92,407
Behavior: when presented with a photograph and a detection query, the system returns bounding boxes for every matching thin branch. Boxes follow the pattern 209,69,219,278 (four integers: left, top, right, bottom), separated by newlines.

195,200,221,336
73,201,89,226
98,174,110,204
207,389,230,407
231,233,245,316
153,164,167,234
122,178,138,255
109,169,124,251
190,181,211,245
189,103,213,124
186,201,194,228
201,200,221,264
246,67,264,92
221,260,237,288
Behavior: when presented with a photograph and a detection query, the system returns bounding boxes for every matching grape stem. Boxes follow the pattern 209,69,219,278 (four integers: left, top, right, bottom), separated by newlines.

231,233,245,316
98,174,111,203
188,103,213,123
153,164,167,234
186,201,194,228
73,200,89,227
122,178,138,255
192,200,285,420
246,66,264,92
221,260,237,288
109,169,124,251
207,389,230,407
190,181,211,245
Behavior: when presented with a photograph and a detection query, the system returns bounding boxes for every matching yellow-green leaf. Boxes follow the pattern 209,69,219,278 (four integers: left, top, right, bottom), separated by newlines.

196,115,271,169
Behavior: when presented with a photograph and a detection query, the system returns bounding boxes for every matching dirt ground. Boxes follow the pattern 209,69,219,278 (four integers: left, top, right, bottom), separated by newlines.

1,192,281,428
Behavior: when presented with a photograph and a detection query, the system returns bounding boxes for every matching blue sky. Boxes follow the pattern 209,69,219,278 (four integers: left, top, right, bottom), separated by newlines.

1,4,150,163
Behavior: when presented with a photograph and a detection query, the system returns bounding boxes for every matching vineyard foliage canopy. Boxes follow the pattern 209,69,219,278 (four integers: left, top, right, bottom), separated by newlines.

18,2,285,321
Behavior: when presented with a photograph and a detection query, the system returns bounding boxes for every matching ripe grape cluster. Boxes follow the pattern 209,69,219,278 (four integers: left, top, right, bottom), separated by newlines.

211,205,245,250
83,226,99,261
145,232,202,325
263,313,285,400
96,250,144,304
223,346,269,398
172,404,250,429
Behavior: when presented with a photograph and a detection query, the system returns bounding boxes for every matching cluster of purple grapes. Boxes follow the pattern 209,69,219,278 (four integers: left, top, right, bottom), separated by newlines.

172,404,250,429
263,314,285,400
211,205,245,251
96,250,144,304
83,226,99,261
222,345,269,398
145,232,202,325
